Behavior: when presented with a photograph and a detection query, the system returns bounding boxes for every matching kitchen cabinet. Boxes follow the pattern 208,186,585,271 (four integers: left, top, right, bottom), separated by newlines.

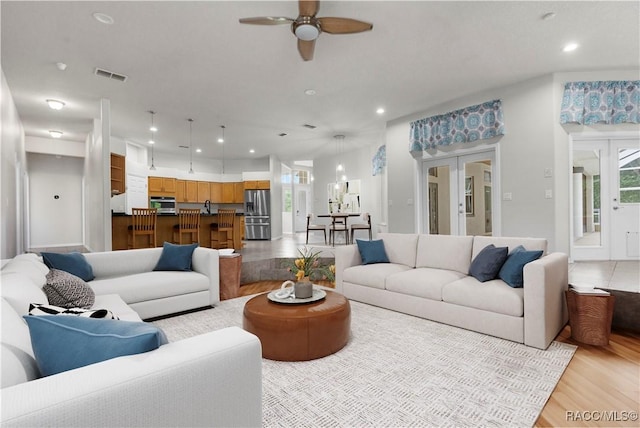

185,180,198,202
210,182,222,203
234,182,244,203
176,180,186,202
110,153,125,195
198,181,210,202
149,176,176,196
244,180,270,190
221,183,235,203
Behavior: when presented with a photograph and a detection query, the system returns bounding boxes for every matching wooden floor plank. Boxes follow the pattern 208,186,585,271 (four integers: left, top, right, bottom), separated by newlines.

240,281,640,427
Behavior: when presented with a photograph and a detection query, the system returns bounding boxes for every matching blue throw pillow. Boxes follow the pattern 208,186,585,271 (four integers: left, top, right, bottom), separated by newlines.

498,245,544,288
42,252,95,282
469,244,509,282
356,239,390,265
153,242,198,271
23,315,168,376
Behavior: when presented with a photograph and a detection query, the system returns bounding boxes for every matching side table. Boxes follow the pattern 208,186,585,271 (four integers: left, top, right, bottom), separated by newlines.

565,289,615,346
219,254,242,300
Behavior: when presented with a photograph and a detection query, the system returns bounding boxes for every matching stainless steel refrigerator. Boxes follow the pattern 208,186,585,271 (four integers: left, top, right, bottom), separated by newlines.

244,189,271,240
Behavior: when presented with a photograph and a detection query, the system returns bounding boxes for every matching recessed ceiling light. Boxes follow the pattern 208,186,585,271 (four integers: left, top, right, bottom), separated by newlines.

249,149,255,154
46,99,65,110
49,130,63,139
376,107,385,115
92,12,114,25
304,89,316,96
196,148,202,153
563,42,579,52
148,139,155,145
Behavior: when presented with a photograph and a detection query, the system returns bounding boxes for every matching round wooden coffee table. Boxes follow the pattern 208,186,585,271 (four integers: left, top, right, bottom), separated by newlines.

242,290,351,361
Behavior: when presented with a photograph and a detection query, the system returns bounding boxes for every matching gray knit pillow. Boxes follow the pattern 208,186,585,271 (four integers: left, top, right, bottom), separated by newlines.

43,269,95,309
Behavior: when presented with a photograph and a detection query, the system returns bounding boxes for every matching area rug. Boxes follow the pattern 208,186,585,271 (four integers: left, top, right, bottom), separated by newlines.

153,295,576,427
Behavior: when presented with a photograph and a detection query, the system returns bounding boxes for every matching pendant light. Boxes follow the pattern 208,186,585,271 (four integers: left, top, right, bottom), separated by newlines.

148,110,156,171
188,118,194,174
219,125,226,174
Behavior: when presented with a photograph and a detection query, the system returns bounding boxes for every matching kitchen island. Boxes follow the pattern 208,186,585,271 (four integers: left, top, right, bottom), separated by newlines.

112,212,244,251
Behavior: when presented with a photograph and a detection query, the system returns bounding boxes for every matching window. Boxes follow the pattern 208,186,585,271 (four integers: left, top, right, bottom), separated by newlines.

619,149,640,203
283,189,292,212
294,170,310,184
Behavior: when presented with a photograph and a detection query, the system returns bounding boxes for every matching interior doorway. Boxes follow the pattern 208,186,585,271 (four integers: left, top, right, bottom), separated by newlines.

571,134,640,261
421,149,497,236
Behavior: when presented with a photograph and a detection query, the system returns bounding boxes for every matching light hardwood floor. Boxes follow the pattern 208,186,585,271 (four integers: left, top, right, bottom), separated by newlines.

239,281,640,427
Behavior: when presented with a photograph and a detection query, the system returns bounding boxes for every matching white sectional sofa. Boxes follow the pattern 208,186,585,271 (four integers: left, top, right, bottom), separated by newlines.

1,250,262,427
336,233,569,349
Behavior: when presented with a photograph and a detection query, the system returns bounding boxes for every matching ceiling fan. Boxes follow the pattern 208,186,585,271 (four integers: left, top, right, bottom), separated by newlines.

239,0,373,61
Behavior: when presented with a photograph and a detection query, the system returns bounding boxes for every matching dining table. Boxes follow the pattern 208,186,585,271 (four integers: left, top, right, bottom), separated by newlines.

317,213,361,245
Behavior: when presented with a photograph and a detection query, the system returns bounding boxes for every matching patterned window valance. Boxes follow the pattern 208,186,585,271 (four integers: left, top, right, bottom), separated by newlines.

560,81,640,125
409,99,505,157
372,145,386,176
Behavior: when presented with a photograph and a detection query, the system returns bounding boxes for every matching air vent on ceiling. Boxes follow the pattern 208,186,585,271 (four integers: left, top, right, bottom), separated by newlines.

278,133,288,137
94,67,128,82
302,124,316,129
178,145,189,149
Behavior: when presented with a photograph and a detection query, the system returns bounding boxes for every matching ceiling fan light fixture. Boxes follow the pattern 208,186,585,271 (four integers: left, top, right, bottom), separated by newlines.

295,23,320,41
49,130,63,139
46,99,65,110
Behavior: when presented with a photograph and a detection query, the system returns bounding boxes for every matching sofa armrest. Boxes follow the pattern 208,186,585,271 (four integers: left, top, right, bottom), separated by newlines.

192,247,220,306
1,327,262,428
335,245,361,294
523,252,569,349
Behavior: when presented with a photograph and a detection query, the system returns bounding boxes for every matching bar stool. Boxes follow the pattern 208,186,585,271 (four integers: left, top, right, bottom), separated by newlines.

128,208,157,249
306,214,327,244
211,209,235,249
329,215,349,247
350,213,372,243
173,208,201,245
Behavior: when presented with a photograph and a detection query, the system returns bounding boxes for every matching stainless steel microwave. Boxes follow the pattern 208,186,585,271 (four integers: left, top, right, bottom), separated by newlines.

149,196,176,214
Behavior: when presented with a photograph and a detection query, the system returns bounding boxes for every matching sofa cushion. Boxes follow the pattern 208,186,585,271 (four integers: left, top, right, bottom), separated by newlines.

83,248,163,278
0,272,48,316
343,263,412,290
90,271,209,304
472,236,547,259
93,294,143,322
386,268,467,301
356,239,389,264
442,276,524,317
43,269,95,309
1,299,40,387
378,233,419,267
498,245,544,288
1,254,49,287
28,303,117,319
416,235,474,274
153,242,199,272
469,244,508,282
42,252,95,282
23,315,168,376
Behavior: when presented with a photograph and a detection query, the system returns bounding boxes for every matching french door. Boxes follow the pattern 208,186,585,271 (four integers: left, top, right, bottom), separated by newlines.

571,135,640,260
421,150,498,236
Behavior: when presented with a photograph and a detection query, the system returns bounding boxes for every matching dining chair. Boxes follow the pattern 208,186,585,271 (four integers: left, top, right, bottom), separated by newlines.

350,212,372,243
211,209,235,249
329,215,349,246
128,208,157,249
306,214,327,244
173,208,201,245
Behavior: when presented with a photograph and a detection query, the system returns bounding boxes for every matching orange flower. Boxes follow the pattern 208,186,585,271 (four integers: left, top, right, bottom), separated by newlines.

296,270,306,281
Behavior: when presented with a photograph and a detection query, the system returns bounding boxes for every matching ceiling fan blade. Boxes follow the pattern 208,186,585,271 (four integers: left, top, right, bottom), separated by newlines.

239,16,293,25
318,17,373,34
299,0,319,17
298,39,316,61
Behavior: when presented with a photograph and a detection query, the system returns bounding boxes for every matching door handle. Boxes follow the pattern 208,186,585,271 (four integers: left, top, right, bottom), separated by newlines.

613,206,620,210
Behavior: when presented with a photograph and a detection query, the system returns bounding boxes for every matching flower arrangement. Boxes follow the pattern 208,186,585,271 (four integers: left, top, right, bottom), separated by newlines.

288,246,335,282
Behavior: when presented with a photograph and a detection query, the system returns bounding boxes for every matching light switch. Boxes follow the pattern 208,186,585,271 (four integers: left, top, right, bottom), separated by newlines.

545,189,553,199
503,193,513,201
544,168,553,178
388,199,393,206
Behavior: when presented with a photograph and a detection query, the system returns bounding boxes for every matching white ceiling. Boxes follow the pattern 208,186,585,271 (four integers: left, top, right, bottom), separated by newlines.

2,1,639,163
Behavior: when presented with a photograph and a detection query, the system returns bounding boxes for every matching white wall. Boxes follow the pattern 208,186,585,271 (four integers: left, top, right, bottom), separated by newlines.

269,155,283,240
27,153,84,247
25,136,85,158
1,70,26,258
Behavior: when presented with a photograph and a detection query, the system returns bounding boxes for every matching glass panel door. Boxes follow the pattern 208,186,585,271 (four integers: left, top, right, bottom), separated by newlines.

611,140,640,260
422,150,496,236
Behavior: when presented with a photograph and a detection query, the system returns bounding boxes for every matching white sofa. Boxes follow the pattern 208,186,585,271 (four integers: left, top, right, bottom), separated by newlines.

336,233,569,349
1,250,262,427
